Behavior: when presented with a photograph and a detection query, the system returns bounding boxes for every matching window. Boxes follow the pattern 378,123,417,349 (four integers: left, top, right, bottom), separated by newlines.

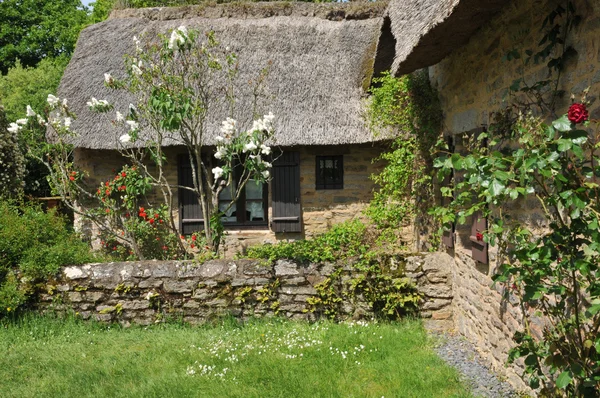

316,155,343,190
218,176,268,227
178,155,268,233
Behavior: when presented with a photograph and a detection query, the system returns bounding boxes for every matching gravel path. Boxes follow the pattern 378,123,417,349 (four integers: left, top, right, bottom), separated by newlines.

431,333,518,398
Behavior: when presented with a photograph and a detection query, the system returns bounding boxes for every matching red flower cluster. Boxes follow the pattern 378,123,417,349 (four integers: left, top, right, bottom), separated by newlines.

568,103,589,124
68,171,77,181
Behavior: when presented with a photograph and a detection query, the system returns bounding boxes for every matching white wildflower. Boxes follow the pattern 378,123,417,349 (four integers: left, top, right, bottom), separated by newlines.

251,119,265,132
133,36,141,52
26,105,36,117
115,111,124,122
261,161,272,168
131,64,142,76
104,73,112,84
126,120,139,131
64,117,72,128
212,167,224,180
7,123,20,134
47,94,60,107
260,144,271,155
220,118,237,136
37,114,46,126
98,99,109,107
263,112,275,124
215,136,224,142
87,97,99,107
262,170,270,178
243,142,258,153
119,134,131,143
16,118,27,125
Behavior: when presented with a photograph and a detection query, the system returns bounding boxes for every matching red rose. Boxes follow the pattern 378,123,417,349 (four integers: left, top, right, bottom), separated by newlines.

568,103,589,124
476,232,484,241
149,218,155,224
69,176,75,181
191,235,197,241
121,172,127,177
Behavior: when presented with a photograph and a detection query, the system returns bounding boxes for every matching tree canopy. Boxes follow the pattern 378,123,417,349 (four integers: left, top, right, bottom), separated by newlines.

0,0,89,74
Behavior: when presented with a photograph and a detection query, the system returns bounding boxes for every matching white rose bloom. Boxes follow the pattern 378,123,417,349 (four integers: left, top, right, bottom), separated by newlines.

64,117,72,128
243,142,258,153
47,94,60,107
7,123,20,133
260,144,271,155
119,134,131,143
126,120,139,131
16,118,27,125
26,105,36,117
104,73,112,83
262,170,270,178
212,167,224,180
115,111,124,122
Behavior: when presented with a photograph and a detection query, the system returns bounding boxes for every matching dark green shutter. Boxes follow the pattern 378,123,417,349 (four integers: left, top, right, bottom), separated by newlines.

271,151,301,233
178,154,204,235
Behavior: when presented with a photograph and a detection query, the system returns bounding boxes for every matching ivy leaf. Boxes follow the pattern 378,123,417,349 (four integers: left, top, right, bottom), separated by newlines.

552,115,573,132
555,370,573,389
557,139,572,152
489,179,505,197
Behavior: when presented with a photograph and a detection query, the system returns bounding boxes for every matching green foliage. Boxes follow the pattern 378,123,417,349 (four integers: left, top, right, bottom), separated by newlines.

89,0,116,24
0,57,69,197
0,107,25,199
0,201,97,316
0,0,88,74
432,109,600,396
247,220,421,320
365,70,443,247
246,220,368,263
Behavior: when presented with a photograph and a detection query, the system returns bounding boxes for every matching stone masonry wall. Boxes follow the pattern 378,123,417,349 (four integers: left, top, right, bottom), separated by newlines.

73,143,388,255
38,252,454,329
428,0,600,391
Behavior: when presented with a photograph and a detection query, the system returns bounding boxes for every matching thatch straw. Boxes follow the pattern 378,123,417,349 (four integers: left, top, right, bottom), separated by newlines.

387,0,506,76
58,2,389,149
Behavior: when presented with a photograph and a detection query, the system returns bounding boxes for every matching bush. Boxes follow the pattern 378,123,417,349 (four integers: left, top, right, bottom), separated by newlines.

0,201,97,316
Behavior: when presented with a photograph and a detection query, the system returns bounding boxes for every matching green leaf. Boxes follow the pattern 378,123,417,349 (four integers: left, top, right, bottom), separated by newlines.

557,139,572,152
489,179,505,197
552,115,573,132
555,370,573,389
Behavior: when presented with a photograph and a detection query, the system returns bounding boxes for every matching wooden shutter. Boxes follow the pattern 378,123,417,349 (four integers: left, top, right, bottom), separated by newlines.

271,151,302,233
178,155,204,235
470,212,488,264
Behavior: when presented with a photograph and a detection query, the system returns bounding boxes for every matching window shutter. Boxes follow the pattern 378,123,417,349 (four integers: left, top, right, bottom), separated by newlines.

470,212,488,264
271,151,301,233
178,155,204,235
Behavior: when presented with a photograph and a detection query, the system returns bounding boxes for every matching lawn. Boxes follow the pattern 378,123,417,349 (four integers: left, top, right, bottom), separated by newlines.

0,315,472,398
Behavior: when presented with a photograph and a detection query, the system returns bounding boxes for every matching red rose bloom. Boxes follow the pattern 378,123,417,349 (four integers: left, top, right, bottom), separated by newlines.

69,176,75,181
121,172,127,177
476,232,484,241
568,103,589,124
191,235,197,241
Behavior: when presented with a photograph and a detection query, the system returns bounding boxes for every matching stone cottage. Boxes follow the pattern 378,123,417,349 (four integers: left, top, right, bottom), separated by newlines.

387,0,600,389
58,2,395,252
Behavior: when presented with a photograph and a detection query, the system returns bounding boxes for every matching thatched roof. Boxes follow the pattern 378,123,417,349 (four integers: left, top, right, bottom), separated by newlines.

58,2,391,150
388,0,506,76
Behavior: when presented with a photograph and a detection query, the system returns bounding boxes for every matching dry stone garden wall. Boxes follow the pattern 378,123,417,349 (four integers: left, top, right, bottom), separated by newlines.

39,253,454,329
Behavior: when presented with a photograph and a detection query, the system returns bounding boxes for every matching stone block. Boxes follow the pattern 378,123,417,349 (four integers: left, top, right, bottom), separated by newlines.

275,259,300,276
280,277,306,286
67,292,84,303
280,286,317,295
86,291,105,302
163,280,195,293
121,300,149,310
418,283,453,299
138,279,163,289
421,298,452,311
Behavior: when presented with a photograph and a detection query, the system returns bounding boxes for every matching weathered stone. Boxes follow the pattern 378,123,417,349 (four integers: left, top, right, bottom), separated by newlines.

57,284,71,292
280,286,317,295
67,292,83,302
138,279,163,289
120,300,149,310
192,290,214,301
163,280,195,293
280,277,306,285
64,266,88,280
274,260,300,276
421,298,452,311
199,260,227,279
418,283,452,299
94,313,114,322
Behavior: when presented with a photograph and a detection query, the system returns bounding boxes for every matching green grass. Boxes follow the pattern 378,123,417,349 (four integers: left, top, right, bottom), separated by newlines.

0,315,472,398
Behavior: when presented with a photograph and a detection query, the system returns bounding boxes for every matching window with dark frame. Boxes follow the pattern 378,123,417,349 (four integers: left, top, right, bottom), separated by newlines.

178,155,269,232
316,155,343,190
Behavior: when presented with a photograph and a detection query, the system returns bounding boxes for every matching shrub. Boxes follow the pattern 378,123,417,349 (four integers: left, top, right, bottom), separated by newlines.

0,201,97,316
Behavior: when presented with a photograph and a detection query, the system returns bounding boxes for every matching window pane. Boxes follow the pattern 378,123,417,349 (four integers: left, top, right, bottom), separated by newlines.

219,201,236,222
219,183,235,200
246,179,263,199
246,200,264,221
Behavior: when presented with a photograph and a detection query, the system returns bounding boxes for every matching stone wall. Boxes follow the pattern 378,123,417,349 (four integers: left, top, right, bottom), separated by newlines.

427,0,600,391
38,252,453,329
73,143,388,255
